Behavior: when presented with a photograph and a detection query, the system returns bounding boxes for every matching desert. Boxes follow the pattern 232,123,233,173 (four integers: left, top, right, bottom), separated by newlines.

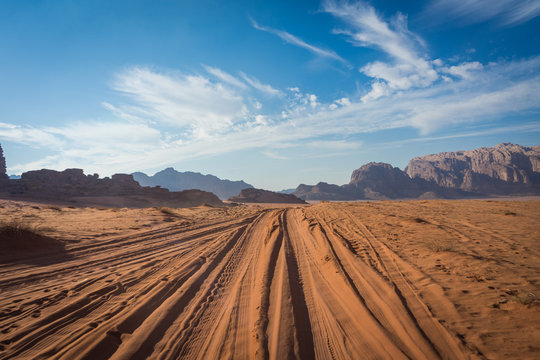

2,1,540,359
0,198,538,359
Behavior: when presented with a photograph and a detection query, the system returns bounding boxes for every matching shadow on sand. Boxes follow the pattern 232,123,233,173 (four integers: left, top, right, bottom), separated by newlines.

0,225,73,265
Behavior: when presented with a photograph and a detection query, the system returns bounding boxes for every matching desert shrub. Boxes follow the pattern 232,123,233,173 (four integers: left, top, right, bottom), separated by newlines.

512,291,539,306
159,207,176,216
0,219,63,253
1,219,40,234
426,238,456,252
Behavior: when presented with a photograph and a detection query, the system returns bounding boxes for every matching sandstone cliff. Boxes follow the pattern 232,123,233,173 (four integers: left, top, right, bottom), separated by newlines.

405,143,540,195
229,188,307,204
293,143,539,200
294,162,464,200
349,162,434,199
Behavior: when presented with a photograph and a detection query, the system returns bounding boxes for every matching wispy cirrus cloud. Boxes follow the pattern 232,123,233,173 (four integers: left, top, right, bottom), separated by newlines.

322,0,438,100
111,67,248,136
4,57,540,176
239,72,283,97
0,123,63,148
250,17,351,68
202,65,247,89
422,0,540,27
377,122,540,148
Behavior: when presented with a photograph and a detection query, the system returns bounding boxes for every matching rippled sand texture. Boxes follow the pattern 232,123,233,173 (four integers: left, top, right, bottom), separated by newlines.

0,199,538,359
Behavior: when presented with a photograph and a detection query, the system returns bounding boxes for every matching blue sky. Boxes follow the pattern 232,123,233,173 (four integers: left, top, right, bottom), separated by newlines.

1,0,539,190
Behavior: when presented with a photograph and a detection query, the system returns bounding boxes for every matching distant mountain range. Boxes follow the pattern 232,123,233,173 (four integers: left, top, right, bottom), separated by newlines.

278,188,296,194
294,143,540,200
132,168,253,200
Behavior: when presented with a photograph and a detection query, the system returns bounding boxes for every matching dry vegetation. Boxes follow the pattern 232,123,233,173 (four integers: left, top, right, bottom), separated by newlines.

0,199,538,359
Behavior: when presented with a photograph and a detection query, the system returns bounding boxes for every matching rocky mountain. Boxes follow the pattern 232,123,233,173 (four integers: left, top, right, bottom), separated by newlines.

294,143,539,200
0,168,223,208
229,188,307,204
294,182,354,201
349,162,435,199
133,168,253,200
405,143,540,195
294,163,460,200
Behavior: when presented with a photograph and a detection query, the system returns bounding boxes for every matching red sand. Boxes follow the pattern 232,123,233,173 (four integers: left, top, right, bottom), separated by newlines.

0,199,538,359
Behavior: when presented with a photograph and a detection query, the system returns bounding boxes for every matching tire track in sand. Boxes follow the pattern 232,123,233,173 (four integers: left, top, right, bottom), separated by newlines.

0,205,482,360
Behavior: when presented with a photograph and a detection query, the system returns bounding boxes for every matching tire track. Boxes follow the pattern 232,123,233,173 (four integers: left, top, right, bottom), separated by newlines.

0,204,486,360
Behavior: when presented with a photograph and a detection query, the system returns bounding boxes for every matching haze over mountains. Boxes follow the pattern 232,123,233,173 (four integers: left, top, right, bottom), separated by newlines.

132,168,253,200
294,143,540,200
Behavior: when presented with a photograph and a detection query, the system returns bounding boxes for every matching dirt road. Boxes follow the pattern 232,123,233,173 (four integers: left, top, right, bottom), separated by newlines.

0,201,538,359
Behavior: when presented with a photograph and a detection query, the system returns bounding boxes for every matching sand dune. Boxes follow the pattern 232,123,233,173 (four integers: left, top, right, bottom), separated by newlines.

0,199,538,359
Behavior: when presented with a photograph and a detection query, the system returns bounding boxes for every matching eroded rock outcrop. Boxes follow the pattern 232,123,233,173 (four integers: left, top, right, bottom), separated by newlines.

0,145,8,181
294,162,462,200
405,143,540,194
229,188,307,204
293,143,540,200
349,162,433,199
1,168,223,207
294,182,353,201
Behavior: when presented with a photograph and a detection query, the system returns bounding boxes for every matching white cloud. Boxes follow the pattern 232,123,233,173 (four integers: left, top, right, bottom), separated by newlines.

324,1,425,64
378,122,540,147
261,150,289,160
308,94,319,108
239,72,283,96
440,61,483,80
336,97,351,106
306,140,362,150
112,67,247,135
423,0,540,27
46,121,163,151
329,96,351,109
250,18,351,67
203,65,247,89
4,58,540,177
323,0,439,97
0,123,63,148
361,81,390,102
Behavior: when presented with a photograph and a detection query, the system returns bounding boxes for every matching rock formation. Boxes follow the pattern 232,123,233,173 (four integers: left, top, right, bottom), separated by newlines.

0,168,223,207
405,143,540,195
294,163,458,200
349,162,435,199
0,145,8,181
294,143,539,200
229,188,307,204
294,182,354,201
133,168,253,200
